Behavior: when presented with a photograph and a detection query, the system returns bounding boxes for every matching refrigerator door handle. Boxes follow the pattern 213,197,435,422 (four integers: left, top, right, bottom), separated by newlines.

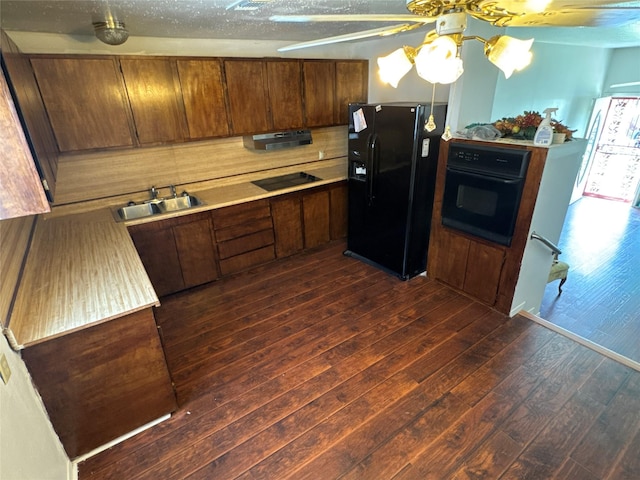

368,133,379,206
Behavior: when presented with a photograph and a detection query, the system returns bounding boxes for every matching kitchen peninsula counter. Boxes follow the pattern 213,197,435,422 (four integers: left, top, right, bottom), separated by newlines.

6,208,159,349
6,161,347,349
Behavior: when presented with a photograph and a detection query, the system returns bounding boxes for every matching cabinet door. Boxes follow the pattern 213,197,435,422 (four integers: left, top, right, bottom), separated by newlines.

435,229,469,290
303,60,335,127
128,221,185,297
30,56,134,152
176,59,230,139
464,241,505,305
0,67,50,218
224,59,271,135
266,59,304,131
119,58,187,144
303,189,331,248
329,182,348,240
271,196,303,258
2,31,58,201
173,217,219,288
335,60,368,124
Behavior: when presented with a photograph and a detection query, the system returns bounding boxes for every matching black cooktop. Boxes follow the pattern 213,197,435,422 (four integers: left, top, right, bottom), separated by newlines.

252,172,320,192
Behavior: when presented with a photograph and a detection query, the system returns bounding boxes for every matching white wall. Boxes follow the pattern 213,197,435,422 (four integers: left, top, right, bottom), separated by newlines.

0,334,72,480
490,41,611,137
602,47,640,96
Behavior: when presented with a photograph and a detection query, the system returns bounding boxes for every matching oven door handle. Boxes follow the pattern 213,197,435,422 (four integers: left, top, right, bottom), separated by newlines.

446,167,522,184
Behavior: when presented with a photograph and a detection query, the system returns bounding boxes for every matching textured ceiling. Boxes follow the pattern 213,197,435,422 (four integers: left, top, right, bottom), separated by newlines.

1,0,639,49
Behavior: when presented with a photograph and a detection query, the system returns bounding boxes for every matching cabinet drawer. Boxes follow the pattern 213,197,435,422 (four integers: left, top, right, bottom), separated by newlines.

219,246,275,276
217,229,275,259
215,216,273,243
212,199,271,229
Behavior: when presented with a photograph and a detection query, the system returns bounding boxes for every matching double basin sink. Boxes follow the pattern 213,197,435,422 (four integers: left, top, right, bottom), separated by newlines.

115,195,204,221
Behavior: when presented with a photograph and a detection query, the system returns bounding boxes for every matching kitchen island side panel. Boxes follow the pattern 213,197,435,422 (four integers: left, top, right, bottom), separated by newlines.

22,308,177,459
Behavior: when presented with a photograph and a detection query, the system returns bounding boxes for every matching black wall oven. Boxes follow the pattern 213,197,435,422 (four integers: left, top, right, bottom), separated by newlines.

441,142,531,246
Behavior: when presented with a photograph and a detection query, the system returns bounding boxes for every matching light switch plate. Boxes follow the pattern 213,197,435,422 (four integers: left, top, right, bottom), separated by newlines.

0,353,11,384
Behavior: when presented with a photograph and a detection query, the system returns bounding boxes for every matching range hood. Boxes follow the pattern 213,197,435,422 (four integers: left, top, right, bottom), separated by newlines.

243,130,312,150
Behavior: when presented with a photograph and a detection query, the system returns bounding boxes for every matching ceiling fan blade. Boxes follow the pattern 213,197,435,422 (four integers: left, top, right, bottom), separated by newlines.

499,7,640,27
270,14,435,23
277,23,425,52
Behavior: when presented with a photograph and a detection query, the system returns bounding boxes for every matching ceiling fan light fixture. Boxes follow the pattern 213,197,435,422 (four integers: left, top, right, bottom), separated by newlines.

484,35,534,79
415,35,464,84
93,19,129,46
377,46,416,88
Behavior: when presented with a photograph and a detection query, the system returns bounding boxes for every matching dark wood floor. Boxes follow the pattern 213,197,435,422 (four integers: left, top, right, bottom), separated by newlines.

540,196,640,364
80,240,640,479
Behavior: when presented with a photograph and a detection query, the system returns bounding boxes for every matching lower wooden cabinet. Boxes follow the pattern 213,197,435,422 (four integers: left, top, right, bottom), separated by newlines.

128,211,218,297
212,199,275,276
21,308,177,459
128,182,348,297
431,228,506,306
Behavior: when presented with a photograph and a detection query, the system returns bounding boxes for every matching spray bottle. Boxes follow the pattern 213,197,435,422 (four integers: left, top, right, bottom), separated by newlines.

533,107,557,146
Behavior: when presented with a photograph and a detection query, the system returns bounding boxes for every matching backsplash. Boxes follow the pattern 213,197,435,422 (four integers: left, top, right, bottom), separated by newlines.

53,126,348,206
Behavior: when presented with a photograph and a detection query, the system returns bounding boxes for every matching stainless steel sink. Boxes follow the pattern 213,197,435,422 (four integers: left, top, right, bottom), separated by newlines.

114,194,204,221
116,202,162,220
158,195,203,212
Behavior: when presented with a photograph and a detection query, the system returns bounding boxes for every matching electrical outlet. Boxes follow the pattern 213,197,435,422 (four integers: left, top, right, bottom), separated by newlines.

0,353,11,384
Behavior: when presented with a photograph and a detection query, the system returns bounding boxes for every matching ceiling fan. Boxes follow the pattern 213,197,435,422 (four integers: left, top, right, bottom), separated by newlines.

271,0,640,85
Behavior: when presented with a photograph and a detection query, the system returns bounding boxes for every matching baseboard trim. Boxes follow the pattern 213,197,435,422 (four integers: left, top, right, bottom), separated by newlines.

519,310,640,372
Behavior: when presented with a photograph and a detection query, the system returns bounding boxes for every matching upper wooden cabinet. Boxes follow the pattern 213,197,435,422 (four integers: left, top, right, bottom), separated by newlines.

1,30,58,202
119,58,188,145
176,58,230,139
335,60,368,124
303,60,336,128
30,56,134,152
21,54,367,153
266,59,304,131
0,66,50,219
224,59,271,135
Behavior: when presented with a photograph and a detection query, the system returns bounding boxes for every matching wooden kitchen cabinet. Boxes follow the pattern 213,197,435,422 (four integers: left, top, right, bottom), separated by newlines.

212,199,275,275
21,308,177,459
176,58,230,139
303,188,331,248
270,183,346,259
335,60,368,124
128,212,218,297
30,55,135,152
266,59,304,131
224,59,271,135
1,30,58,203
119,57,188,145
0,63,50,219
271,195,304,258
303,60,336,128
431,228,505,306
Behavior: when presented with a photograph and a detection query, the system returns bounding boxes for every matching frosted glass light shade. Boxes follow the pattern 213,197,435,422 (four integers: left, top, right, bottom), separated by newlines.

377,47,414,88
414,36,463,84
485,35,533,79
93,20,129,46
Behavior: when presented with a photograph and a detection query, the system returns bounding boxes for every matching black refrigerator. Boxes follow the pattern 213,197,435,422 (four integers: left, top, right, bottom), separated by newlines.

344,102,447,280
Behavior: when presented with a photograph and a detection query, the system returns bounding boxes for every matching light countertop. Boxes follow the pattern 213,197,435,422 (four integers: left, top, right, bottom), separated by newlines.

6,162,347,349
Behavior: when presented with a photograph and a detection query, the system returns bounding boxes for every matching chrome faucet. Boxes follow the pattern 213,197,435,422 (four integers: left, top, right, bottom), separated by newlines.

150,186,159,200
169,185,177,198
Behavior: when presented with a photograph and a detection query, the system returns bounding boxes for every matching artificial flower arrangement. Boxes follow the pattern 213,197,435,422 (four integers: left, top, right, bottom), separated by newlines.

492,111,576,141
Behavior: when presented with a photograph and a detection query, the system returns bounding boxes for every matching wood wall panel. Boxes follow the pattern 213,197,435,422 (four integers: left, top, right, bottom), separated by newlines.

53,126,347,205
22,308,177,459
